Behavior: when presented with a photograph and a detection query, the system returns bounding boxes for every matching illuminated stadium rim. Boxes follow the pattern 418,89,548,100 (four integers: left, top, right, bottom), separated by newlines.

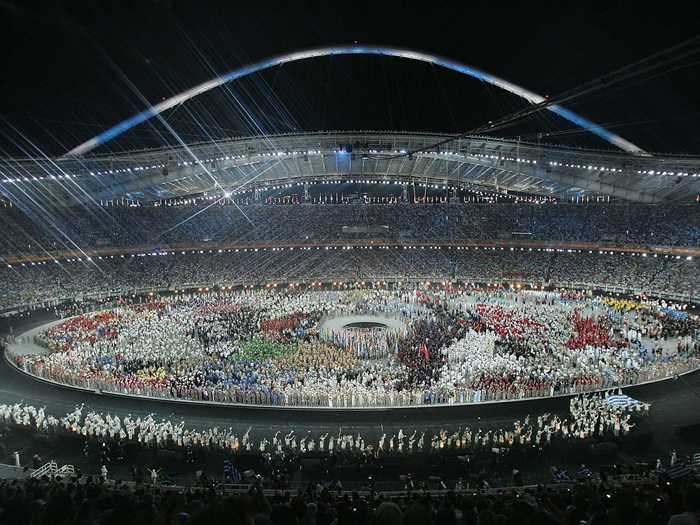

67,45,646,157
5,239,698,265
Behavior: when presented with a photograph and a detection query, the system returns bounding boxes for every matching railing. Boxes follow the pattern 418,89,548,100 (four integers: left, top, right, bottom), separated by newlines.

28,474,660,498
57,464,75,477
29,461,75,479
30,461,57,479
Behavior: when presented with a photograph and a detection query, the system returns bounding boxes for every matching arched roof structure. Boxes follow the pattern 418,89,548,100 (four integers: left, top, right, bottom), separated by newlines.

67,45,646,156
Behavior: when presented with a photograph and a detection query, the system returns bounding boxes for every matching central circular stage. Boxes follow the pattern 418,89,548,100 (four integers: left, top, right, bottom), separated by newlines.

344,321,388,329
318,314,406,334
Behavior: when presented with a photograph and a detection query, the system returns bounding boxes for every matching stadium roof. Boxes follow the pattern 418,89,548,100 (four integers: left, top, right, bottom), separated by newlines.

2,131,700,205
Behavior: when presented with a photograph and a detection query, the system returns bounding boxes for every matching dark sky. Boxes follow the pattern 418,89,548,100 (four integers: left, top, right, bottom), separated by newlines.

1,0,699,157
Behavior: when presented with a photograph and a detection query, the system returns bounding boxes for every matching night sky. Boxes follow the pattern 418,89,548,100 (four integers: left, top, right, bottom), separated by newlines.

1,0,699,157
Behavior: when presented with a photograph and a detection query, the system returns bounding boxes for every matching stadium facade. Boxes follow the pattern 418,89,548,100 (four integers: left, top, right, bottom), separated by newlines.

3,131,700,205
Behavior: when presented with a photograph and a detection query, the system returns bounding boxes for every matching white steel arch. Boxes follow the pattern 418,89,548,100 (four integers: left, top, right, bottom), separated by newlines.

67,46,646,157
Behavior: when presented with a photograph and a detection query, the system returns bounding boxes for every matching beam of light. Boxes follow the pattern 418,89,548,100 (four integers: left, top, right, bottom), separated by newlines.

153,187,256,242
0,123,122,269
153,157,290,241
91,51,264,237
66,45,646,157
99,56,226,193
0,157,99,268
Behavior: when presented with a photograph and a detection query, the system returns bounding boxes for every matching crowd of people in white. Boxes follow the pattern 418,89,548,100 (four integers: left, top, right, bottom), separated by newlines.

0,390,650,457
11,287,699,408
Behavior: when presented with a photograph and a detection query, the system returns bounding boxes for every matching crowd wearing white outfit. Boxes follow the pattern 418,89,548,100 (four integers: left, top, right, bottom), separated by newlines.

0,390,650,459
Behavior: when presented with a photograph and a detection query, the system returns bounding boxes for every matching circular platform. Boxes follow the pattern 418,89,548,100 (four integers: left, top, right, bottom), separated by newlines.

319,314,406,334
344,321,388,329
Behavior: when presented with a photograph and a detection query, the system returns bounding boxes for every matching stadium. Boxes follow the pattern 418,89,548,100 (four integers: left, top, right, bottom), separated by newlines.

1,4,699,524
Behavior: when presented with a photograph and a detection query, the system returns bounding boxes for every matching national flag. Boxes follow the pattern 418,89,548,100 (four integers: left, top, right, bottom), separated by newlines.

605,394,641,408
419,343,430,361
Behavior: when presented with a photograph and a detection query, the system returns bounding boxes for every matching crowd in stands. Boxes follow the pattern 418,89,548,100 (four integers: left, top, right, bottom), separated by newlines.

1,475,699,525
1,249,697,312
11,288,699,408
1,202,698,255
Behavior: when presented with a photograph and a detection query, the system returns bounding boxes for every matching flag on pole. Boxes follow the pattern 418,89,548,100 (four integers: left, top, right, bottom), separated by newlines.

605,393,641,408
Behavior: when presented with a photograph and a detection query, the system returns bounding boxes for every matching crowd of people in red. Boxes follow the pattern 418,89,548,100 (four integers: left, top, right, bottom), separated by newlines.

41,311,122,352
474,304,547,339
260,314,309,333
566,311,621,350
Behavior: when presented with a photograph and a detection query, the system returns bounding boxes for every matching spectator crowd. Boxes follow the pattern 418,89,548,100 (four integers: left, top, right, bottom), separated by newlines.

1,248,697,312
1,474,698,525
2,202,699,254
